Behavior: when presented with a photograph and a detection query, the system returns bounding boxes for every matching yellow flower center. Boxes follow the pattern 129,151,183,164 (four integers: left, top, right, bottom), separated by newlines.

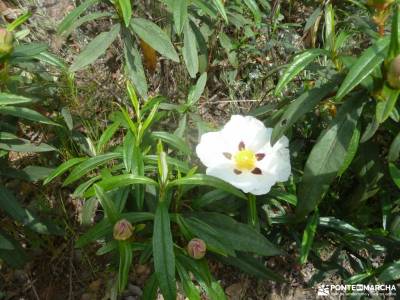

234,149,256,171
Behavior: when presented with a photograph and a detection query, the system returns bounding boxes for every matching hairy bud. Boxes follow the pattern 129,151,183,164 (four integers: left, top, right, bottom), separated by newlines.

387,55,400,89
113,219,134,241
0,28,13,57
187,238,206,259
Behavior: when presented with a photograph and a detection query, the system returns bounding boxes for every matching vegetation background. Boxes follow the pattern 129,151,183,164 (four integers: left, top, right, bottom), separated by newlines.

1,0,400,299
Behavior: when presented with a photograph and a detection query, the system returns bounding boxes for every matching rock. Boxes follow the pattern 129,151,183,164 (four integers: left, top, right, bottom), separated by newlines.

226,282,244,300
128,284,143,296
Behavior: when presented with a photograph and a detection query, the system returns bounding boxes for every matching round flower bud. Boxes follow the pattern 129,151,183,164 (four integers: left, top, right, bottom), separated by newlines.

0,28,14,57
387,55,400,89
113,219,134,241
187,238,206,259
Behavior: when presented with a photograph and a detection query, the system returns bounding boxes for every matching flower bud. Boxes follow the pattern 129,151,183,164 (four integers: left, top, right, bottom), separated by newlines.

387,55,400,89
0,28,14,57
187,238,206,259
113,219,134,241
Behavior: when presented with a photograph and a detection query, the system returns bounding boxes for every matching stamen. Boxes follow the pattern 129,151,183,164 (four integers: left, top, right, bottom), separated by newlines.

255,153,265,161
251,168,262,175
238,141,245,151
234,169,242,175
223,152,232,160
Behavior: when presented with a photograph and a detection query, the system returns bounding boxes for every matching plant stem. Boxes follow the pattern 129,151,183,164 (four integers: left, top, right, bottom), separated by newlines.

248,194,259,230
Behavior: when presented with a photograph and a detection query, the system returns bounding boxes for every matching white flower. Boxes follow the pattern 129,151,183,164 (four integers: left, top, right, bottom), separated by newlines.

196,115,291,195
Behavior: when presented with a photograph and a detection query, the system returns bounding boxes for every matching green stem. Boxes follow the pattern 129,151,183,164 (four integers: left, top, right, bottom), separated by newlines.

248,194,259,230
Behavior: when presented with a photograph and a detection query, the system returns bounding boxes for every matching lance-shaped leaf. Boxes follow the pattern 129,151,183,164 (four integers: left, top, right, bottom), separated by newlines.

336,37,389,100
0,106,59,126
172,0,188,35
58,0,100,34
63,152,121,185
183,21,199,78
131,18,179,62
376,86,400,123
168,174,246,200
84,174,157,198
70,23,120,72
117,0,132,27
274,49,327,95
0,93,34,105
271,79,339,145
296,94,365,217
123,31,148,98
153,201,176,300
299,210,319,264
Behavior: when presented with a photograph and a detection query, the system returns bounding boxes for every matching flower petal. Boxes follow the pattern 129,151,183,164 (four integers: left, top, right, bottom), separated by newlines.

206,163,276,195
221,115,271,151
256,135,291,182
196,131,233,167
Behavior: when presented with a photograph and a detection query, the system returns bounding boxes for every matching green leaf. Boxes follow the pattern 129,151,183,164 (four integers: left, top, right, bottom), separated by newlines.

61,12,113,38
176,262,201,300
151,131,190,154
63,152,121,186
142,274,158,300
389,163,400,189
299,210,319,264
187,72,207,106
58,0,100,34
389,131,400,162
21,166,54,182
123,31,148,98
0,93,34,105
337,123,360,176
172,0,188,35
11,43,47,58
296,94,365,217
218,253,285,282
0,138,55,152
376,86,400,123
183,216,236,256
70,24,120,72
123,131,135,172
274,49,327,95
183,21,199,78
378,260,400,282
243,0,261,26
271,79,339,145
336,37,389,100
131,18,179,62
211,0,228,22
75,219,111,248
153,201,176,300
0,187,63,235
144,154,190,173
168,174,246,200
318,217,366,239
118,241,133,292
94,184,119,223
388,4,400,60
7,11,32,32
0,233,14,250
117,0,132,27
191,212,283,256
84,174,157,197
0,106,59,126
97,121,120,153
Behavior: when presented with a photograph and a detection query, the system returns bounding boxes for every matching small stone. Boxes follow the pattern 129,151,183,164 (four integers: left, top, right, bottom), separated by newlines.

128,284,143,296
